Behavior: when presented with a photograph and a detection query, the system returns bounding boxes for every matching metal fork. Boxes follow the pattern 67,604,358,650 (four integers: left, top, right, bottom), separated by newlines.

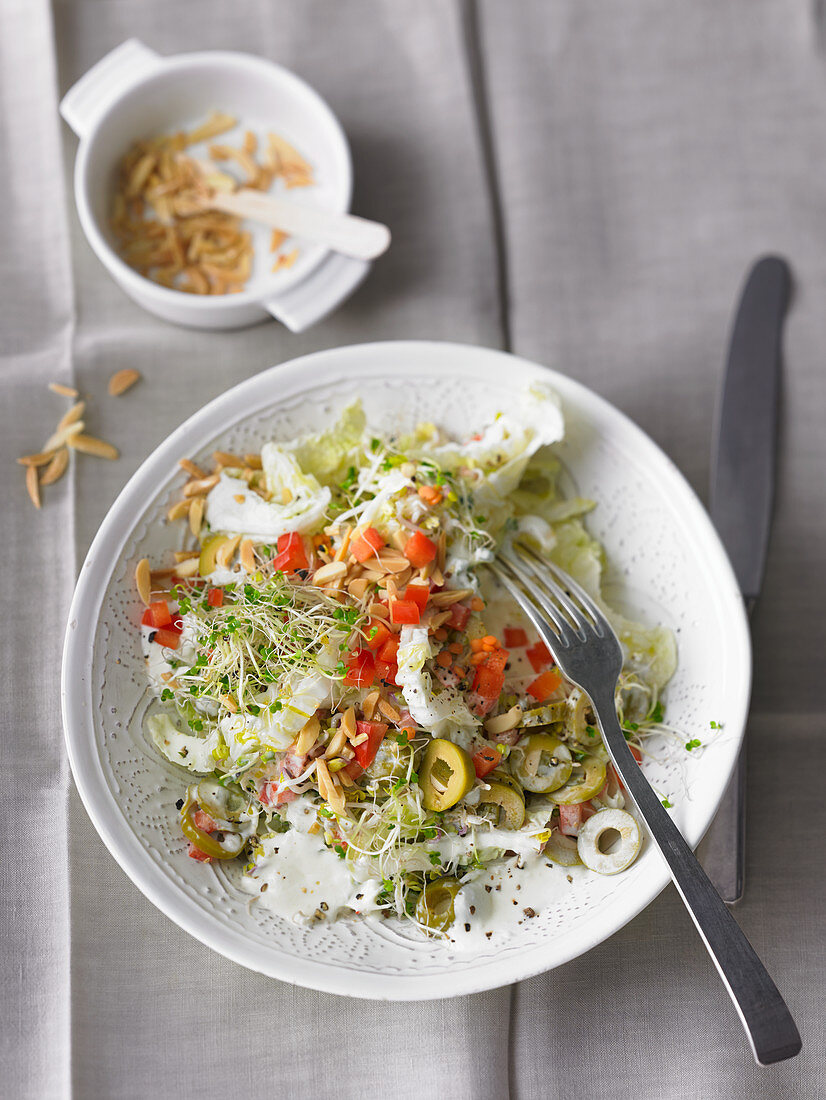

490,545,801,1067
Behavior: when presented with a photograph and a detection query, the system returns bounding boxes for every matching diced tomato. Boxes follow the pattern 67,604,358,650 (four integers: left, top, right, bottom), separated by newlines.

527,667,562,701
152,627,180,650
192,808,217,832
343,760,364,782
378,636,400,664
187,842,212,862
273,531,308,573
364,618,391,651
503,627,528,648
557,803,596,837
448,603,471,631
471,648,509,700
403,582,430,611
344,648,375,688
525,640,553,672
350,527,385,562
207,587,224,608
374,659,398,685
260,782,298,807
167,616,183,636
629,745,643,764
472,745,501,778
403,530,437,568
354,720,388,769
390,599,420,625
141,600,172,629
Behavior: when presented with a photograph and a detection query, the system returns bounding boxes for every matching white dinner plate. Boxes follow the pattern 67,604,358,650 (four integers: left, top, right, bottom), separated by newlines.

62,341,751,999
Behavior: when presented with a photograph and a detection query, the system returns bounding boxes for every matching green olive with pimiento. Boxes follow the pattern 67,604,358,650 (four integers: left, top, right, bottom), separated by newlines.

509,734,572,793
199,534,231,576
419,739,475,811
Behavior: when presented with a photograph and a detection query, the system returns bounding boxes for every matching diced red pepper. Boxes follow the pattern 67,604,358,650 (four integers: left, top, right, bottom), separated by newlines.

344,648,375,688
192,808,217,832
526,640,553,673
374,659,398,685
273,531,308,574
141,600,172,629
471,648,509,699
472,745,501,778
448,603,471,631
260,782,298,807
152,627,181,650
187,842,212,862
403,582,430,611
354,720,388,769
390,599,420,625
630,745,643,764
167,616,183,636
378,636,400,664
557,803,596,837
207,588,224,608
503,627,528,648
527,667,562,701
403,530,437,568
364,618,391,651
350,527,385,562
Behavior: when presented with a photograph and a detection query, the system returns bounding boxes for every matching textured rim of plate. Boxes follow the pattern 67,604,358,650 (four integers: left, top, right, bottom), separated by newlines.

62,341,751,1000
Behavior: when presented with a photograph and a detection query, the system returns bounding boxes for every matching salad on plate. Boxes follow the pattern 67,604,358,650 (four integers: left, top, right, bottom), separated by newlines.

137,385,676,945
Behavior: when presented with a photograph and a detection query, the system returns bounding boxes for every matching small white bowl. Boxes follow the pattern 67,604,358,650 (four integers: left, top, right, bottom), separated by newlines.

61,39,369,331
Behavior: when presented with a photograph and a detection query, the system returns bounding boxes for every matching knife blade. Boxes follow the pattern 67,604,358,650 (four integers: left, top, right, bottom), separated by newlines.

702,255,791,903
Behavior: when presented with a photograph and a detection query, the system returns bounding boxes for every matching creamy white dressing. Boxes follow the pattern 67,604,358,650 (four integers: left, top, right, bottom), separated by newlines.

206,467,330,540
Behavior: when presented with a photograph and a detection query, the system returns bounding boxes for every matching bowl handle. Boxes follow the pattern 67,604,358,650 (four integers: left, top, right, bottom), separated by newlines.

60,39,162,139
262,254,370,333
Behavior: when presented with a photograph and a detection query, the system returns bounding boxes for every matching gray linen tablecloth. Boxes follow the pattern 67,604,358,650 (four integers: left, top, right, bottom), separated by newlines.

2,1,824,1096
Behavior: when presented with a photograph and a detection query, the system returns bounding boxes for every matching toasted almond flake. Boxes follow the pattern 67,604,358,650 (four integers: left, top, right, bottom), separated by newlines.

185,111,237,146
429,588,474,608
57,401,86,430
175,557,200,578
269,228,287,253
173,550,199,562
347,577,371,601
239,538,256,572
233,493,246,504
388,529,408,552
361,691,380,722
183,474,219,497
437,530,447,572
179,458,206,478
368,601,389,619
271,248,299,272
341,706,357,742
334,526,353,563
324,727,348,760
25,465,41,509
135,558,151,605
484,706,524,736
40,448,69,486
419,561,435,581
315,757,333,800
430,610,453,628
49,382,79,398
189,496,204,536
17,450,57,467
308,820,322,835
351,732,369,747
213,450,244,467
216,534,242,569
385,578,399,601
43,421,84,452
243,453,262,469
430,567,445,587
378,698,401,723
108,368,141,396
166,498,191,522
394,567,413,589
375,553,410,574
219,693,238,713
295,716,320,755
337,768,354,788
313,560,348,585
69,433,119,460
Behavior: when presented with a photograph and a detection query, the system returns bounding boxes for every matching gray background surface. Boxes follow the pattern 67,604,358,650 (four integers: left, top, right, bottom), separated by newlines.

1,2,823,1097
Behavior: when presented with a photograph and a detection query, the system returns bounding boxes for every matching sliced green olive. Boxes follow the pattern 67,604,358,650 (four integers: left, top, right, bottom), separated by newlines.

544,830,582,867
180,797,238,860
199,533,230,576
519,701,566,728
416,876,461,932
509,734,572,793
195,779,246,822
420,739,475,811
565,689,599,746
489,769,524,797
549,754,607,804
477,779,525,829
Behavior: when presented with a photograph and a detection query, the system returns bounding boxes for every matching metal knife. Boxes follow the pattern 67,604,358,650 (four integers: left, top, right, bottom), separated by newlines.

702,255,791,904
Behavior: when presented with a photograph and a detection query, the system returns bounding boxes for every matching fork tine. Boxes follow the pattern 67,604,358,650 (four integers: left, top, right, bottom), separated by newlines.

488,562,570,654
513,544,602,635
497,555,577,647
505,549,592,637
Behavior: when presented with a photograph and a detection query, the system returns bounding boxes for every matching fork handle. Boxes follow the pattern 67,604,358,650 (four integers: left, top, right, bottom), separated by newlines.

590,689,801,1066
